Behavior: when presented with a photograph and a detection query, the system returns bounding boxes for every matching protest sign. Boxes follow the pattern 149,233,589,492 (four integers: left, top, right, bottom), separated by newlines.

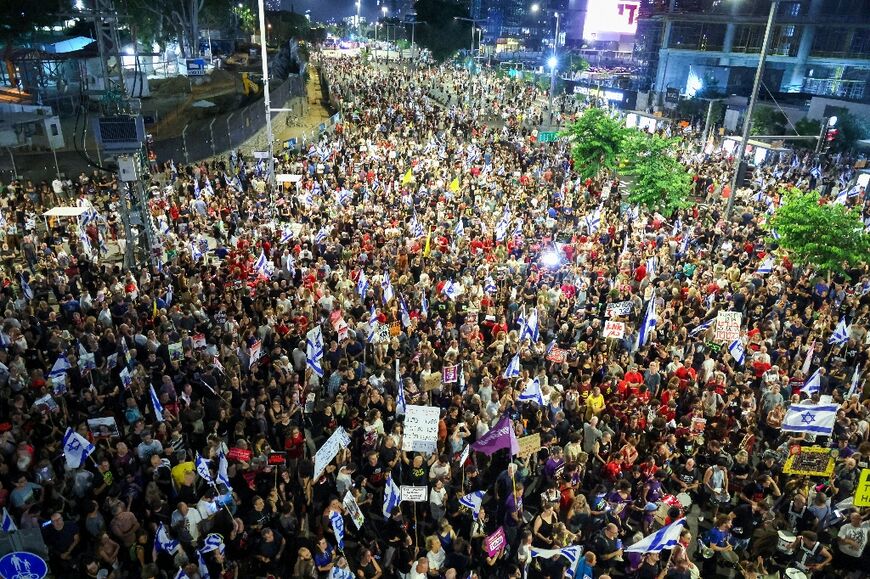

546,348,567,364
168,341,183,361
402,405,440,453
714,311,742,343
605,301,633,318
485,527,507,556
603,321,626,339
343,491,365,529
442,365,459,384
88,417,120,438
227,447,253,463
517,433,542,459
313,427,351,481
400,486,428,502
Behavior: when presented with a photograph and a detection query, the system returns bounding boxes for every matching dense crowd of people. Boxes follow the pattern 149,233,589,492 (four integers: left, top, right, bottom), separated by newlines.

0,52,868,579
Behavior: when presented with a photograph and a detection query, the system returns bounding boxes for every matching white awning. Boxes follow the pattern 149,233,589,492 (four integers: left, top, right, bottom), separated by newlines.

42,206,89,218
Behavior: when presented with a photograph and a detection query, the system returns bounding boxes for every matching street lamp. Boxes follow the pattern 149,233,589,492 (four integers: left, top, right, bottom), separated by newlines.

454,16,486,103
725,0,778,219
356,1,362,36
531,3,540,13
548,11,560,126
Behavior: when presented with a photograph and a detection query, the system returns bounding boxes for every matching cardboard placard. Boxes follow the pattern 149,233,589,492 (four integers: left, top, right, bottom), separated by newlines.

168,341,184,361
400,485,428,502
421,373,441,392
714,311,742,344
853,468,870,507
402,405,440,453
602,321,625,339
343,491,366,529
782,446,835,477
313,427,352,481
442,364,459,384
605,301,633,318
517,433,541,459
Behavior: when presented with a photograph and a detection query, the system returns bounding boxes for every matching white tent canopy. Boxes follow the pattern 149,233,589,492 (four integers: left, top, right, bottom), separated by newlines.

42,207,89,218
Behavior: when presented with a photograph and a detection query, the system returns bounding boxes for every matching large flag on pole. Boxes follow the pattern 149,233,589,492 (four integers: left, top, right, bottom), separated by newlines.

782,403,837,436
635,293,657,350
458,490,486,520
383,475,401,518
471,415,519,456
503,353,521,379
306,325,324,377
195,452,214,485
625,518,688,553
149,385,165,422
329,510,346,550
828,317,850,345
518,378,545,406
61,427,95,469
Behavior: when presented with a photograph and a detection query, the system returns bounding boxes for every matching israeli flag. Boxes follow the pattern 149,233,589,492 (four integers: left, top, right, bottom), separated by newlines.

396,381,407,416
61,427,95,469
442,279,460,301
688,319,714,337
454,219,465,237
216,449,231,490
635,294,658,350
314,227,328,245
48,353,73,377
834,188,849,205
546,339,556,355
253,251,270,277
195,452,214,485
197,551,211,579
516,305,526,331
458,490,486,520
518,377,545,406
166,286,174,307
847,185,862,198
646,257,658,277
383,475,401,518
484,276,497,294
495,215,510,242
671,217,682,236
782,403,838,436
755,256,775,275
625,518,688,554
149,385,165,422
420,293,429,317
531,545,584,571
503,353,521,379
329,510,345,550
771,228,781,240
306,325,324,377
280,227,293,244
357,270,370,298
584,209,601,234
382,272,394,304
828,317,850,345
190,241,203,262
20,276,33,301
155,522,180,554
728,339,746,366
400,296,411,328
1,508,17,532
802,368,822,395
409,215,424,238
521,307,539,343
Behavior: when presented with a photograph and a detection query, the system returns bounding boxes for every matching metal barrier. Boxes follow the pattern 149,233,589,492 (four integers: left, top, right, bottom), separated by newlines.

154,74,306,164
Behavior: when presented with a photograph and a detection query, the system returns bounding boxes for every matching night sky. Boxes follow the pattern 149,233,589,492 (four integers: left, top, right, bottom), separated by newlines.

285,0,396,23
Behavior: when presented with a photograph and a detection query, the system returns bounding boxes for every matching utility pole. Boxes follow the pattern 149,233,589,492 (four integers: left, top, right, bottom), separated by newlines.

256,0,275,192
725,0,778,219
548,12,560,126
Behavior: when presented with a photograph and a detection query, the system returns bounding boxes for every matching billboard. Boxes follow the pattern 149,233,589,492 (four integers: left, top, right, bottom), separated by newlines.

583,1,640,41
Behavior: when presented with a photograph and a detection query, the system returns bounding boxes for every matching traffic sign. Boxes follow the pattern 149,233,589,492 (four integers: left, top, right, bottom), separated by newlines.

854,468,870,507
538,131,558,143
0,552,48,579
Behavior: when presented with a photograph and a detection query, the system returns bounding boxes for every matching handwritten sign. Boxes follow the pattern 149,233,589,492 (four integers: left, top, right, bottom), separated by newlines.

402,405,440,453
227,447,253,463
313,427,351,481
714,311,742,344
517,433,541,459
854,469,870,507
602,320,625,339
421,373,441,392
400,485,428,502
546,347,567,364
343,491,366,529
484,526,507,556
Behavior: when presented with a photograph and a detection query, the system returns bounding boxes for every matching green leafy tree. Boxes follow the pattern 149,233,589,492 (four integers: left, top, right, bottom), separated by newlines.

828,110,870,153
622,133,693,215
561,108,627,181
569,56,590,73
786,117,822,147
413,0,471,61
766,188,870,278
751,106,787,136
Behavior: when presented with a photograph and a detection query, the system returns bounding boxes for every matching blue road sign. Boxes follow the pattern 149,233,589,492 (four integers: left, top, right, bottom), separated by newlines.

0,552,48,579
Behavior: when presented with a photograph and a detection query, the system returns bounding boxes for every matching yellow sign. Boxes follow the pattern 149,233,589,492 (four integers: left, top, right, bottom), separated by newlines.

782,446,835,477
517,433,541,459
854,469,870,507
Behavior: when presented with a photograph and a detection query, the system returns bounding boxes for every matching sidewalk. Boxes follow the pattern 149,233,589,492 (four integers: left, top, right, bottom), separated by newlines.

276,66,332,145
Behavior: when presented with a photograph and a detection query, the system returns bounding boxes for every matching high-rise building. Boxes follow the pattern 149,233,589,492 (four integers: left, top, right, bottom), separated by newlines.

640,0,870,102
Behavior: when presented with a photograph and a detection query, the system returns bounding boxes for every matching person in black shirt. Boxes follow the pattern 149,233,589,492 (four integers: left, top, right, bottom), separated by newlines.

729,502,766,552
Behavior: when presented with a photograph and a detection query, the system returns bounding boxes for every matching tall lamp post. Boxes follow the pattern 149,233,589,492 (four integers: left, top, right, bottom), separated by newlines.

356,1,362,36
256,0,275,190
454,16,486,104
725,0,778,219
531,4,560,126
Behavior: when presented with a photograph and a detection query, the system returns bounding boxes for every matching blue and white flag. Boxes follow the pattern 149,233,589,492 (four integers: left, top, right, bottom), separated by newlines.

195,452,213,485
802,368,822,395
516,305,526,331
771,228,781,240
200,533,225,555
755,256,775,275
704,293,716,310
625,518,688,554
329,510,345,550
409,215,424,238
635,293,658,350
383,475,401,518
253,251,270,277
728,339,746,366
584,209,601,234
216,450,231,490
314,227,328,245
646,257,658,277
495,214,511,242
442,279,460,301
518,377,544,406
782,403,837,436
155,522,180,554
20,276,33,301
400,296,411,328
175,568,191,579
688,319,714,337
280,227,293,244
484,276,497,295
833,188,849,205
61,427,95,469
382,272,395,304
197,551,211,579
420,293,429,317
671,217,682,236
1,508,17,532
530,545,584,572
828,317,850,345
521,307,539,343
190,241,204,262
847,367,861,398
458,490,486,520
306,325,324,377
503,353,521,379
48,353,73,377
454,219,465,237
396,381,407,416
357,270,370,298
149,385,165,422
545,339,556,355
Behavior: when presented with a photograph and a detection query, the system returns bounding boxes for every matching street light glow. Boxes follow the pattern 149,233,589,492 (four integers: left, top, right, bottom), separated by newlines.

531,3,540,13
547,56,557,69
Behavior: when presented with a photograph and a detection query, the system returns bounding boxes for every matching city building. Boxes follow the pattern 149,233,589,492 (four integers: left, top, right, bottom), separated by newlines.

639,0,870,103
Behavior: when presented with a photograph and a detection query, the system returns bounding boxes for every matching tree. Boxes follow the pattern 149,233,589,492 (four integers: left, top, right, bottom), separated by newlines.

562,108,627,181
828,110,870,153
127,0,235,57
766,188,870,279
1,4,58,86
751,106,787,136
622,133,693,215
413,0,471,61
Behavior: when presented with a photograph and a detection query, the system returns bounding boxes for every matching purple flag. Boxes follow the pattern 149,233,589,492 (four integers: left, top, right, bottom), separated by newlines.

471,416,519,456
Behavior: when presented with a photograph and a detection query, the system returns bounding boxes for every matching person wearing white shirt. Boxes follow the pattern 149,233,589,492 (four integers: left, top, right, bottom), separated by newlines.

429,478,447,521
836,511,869,573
